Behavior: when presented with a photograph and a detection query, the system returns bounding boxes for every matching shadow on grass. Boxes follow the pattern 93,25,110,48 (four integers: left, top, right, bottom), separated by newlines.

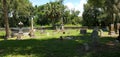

62,33,120,57
88,37,120,57
0,33,120,57
0,38,86,57
0,36,4,39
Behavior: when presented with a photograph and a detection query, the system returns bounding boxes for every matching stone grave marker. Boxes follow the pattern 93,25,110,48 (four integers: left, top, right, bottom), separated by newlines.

83,43,89,51
114,40,119,46
80,26,87,34
91,27,99,46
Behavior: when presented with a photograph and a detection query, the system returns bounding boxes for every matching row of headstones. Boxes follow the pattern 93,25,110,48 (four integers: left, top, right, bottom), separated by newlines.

83,27,120,51
59,27,120,52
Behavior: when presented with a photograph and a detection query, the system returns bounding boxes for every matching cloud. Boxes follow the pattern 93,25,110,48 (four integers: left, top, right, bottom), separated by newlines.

64,0,87,16
78,0,87,16
64,2,74,10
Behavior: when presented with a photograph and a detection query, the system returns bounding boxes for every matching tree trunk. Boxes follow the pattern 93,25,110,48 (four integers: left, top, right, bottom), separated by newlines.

116,23,120,34
109,23,115,35
52,18,56,30
29,17,35,37
3,0,11,39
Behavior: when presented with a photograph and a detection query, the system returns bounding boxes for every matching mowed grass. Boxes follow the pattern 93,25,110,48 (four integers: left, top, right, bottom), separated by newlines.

0,29,120,57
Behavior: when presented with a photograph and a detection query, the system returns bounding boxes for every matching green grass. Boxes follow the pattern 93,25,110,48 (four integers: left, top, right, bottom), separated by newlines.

64,24,82,27
34,24,82,28
0,29,120,57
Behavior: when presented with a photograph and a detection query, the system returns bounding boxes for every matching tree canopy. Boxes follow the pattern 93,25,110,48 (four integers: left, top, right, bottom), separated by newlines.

83,0,120,27
0,0,81,27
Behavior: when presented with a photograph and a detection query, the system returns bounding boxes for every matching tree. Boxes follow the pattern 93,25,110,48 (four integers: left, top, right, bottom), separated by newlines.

105,0,120,34
34,0,82,26
65,9,80,25
35,4,51,25
45,0,65,28
82,3,103,27
83,0,120,34
88,0,105,8
7,0,33,27
0,0,33,27
2,0,10,39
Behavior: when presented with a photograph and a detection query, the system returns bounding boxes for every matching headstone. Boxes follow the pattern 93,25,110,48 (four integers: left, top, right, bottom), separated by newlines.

11,28,19,37
80,27,87,34
55,24,60,31
106,41,115,46
29,29,35,38
114,40,119,46
91,27,99,46
40,26,45,34
66,36,72,40
83,43,89,51
40,30,45,34
17,28,23,40
11,28,30,38
61,24,64,30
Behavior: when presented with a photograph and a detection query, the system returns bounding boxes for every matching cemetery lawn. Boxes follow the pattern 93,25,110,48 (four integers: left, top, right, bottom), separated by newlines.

0,29,120,57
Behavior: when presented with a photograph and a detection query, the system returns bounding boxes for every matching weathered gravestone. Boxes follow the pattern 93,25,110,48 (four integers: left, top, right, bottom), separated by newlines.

61,24,64,31
91,27,99,46
80,26,87,34
11,28,30,40
83,43,89,51
40,26,46,34
40,26,44,33
11,31,23,40
17,28,23,40
114,40,119,46
55,24,60,31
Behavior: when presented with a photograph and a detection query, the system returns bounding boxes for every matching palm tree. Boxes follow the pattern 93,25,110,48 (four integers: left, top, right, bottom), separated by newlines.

2,0,10,39
45,0,65,29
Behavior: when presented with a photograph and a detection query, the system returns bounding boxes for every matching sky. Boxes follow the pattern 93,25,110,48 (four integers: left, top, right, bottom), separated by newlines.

29,0,87,16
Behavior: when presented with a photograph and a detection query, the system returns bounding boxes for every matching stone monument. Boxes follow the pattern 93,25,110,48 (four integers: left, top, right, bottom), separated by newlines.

17,21,23,40
91,27,99,46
